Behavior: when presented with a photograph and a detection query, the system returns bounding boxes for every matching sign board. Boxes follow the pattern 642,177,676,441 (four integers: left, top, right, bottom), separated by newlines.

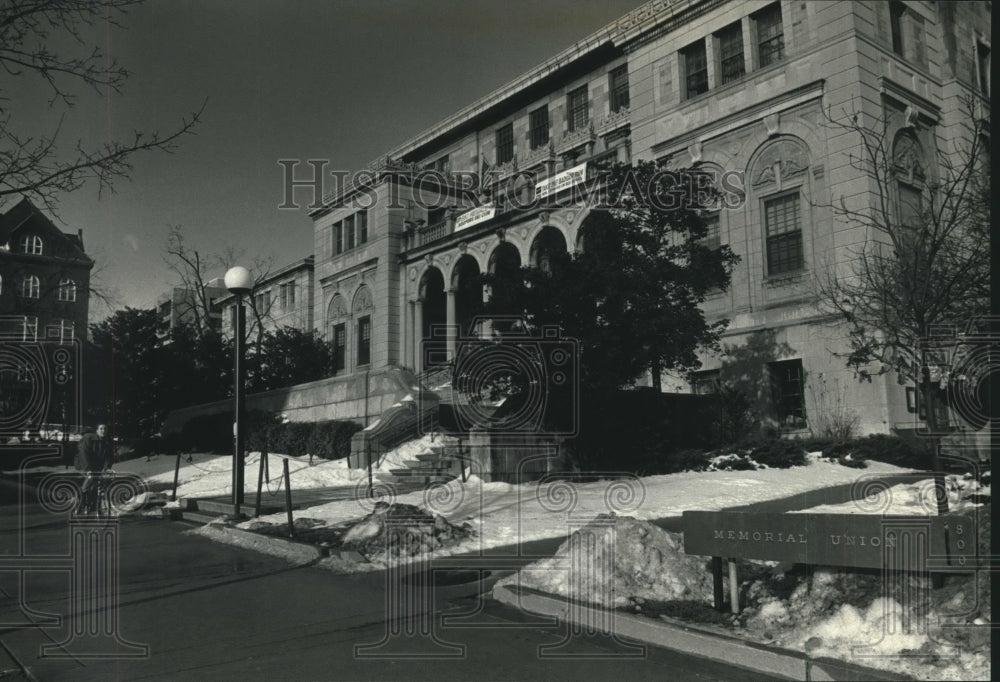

534,162,588,200
682,511,976,571
455,204,496,232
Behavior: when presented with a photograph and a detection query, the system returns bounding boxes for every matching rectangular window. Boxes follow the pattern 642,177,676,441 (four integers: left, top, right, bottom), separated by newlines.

890,0,905,55
681,41,708,99
324,225,333,258
358,211,368,244
60,319,74,344
769,359,806,426
357,315,371,366
22,316,37,342
529,106,549,149
495,123,514,164
690,369,720,395
335,221,344,255
333,323,346,372
567,85,589,132
764,192,804,275
898,183,923,229
609,65,630,112
345,214,355,250
702,214,721,250
279,282,295,311
978,41,990,95
717,22,745,84
754,3,784,67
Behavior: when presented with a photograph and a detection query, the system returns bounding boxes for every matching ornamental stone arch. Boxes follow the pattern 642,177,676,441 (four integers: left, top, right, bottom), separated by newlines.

891,130,927,184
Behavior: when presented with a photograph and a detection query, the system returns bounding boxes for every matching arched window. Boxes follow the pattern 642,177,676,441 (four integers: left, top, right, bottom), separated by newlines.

58,278,77,302
327,294,348,372
353,286,374,367
20,235,43,255
22,275,40,299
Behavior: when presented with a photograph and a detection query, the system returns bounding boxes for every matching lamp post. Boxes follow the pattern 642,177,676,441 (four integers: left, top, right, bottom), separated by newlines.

225,266,253,518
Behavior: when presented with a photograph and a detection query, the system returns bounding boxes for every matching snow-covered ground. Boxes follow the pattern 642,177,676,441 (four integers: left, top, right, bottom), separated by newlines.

11,441,989,680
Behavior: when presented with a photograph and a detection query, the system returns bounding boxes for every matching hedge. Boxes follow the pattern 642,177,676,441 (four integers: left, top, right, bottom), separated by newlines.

164,411,362,460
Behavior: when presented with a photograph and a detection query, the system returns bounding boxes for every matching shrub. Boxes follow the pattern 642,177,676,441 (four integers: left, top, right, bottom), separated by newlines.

748,439,807,468
848,434,936,470
179,412,232,453
669,448,712,473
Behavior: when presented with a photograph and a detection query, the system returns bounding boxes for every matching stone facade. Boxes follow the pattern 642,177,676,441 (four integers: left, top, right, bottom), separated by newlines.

302,1,989,440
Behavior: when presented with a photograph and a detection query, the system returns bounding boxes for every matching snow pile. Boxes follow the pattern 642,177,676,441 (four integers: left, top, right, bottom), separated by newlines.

739,567,991,681
341,501,475,562
496,514,713,608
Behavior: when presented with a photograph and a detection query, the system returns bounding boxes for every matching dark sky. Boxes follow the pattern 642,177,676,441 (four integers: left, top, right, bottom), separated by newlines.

13,0,644,318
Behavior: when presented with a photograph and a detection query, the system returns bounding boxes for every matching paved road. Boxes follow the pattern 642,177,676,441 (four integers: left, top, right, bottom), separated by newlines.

0,486,781,681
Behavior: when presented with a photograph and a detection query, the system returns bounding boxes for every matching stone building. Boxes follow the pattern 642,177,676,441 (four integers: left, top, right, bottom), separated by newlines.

218,257,315,340
156,278,229,339
298,0,989,439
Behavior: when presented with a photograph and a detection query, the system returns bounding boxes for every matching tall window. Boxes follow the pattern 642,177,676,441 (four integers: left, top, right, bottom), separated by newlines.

59,319,74,344
58,278,76,302
609,65,630,112
529,106,549,149
977,41,990,95
717,22,745,84
701,214,721,250
22,316,38,342
0,274,3,294
681,40,708,99
889,1,906,56
764,192,804,275
335,221,344,255
345,214,355,250
496,123,514,164
279,282,296,310
20,235,42,255
567,86,589,132
889,1,926,66
332,323,346,372
22,275,40,299
255,290,271,313
769,359,806,426
754,3,784,67
897,184,923,229
358,211,368,244
357,315,371,366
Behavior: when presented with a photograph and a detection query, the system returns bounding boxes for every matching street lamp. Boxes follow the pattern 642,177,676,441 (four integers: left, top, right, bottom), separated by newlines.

225,266,253,518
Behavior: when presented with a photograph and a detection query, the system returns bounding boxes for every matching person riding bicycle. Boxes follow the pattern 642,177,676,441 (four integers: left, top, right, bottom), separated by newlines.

75,424,111,515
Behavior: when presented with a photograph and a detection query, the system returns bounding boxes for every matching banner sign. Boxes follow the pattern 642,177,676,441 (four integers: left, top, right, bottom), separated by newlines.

682,511,975,571
455,204,496,232
534,162,588,199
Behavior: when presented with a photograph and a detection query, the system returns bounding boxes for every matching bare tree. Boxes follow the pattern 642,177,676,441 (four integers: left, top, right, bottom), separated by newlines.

817,96,990,509
1,0,203,212
164,227,275,344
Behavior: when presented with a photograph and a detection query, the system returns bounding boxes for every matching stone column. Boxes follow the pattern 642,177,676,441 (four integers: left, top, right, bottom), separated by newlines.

413,298,424,373
445,288,457,360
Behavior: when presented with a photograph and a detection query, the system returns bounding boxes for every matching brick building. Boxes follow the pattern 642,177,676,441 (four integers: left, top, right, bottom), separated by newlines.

301,0,988,438
0,198,93,343
0,198,94,433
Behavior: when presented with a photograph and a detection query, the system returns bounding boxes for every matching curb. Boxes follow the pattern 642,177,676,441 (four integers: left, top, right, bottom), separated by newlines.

188,523,323,566
492,585,914,682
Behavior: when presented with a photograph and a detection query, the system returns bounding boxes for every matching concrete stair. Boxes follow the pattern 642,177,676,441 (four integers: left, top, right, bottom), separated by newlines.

377,436,467,486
